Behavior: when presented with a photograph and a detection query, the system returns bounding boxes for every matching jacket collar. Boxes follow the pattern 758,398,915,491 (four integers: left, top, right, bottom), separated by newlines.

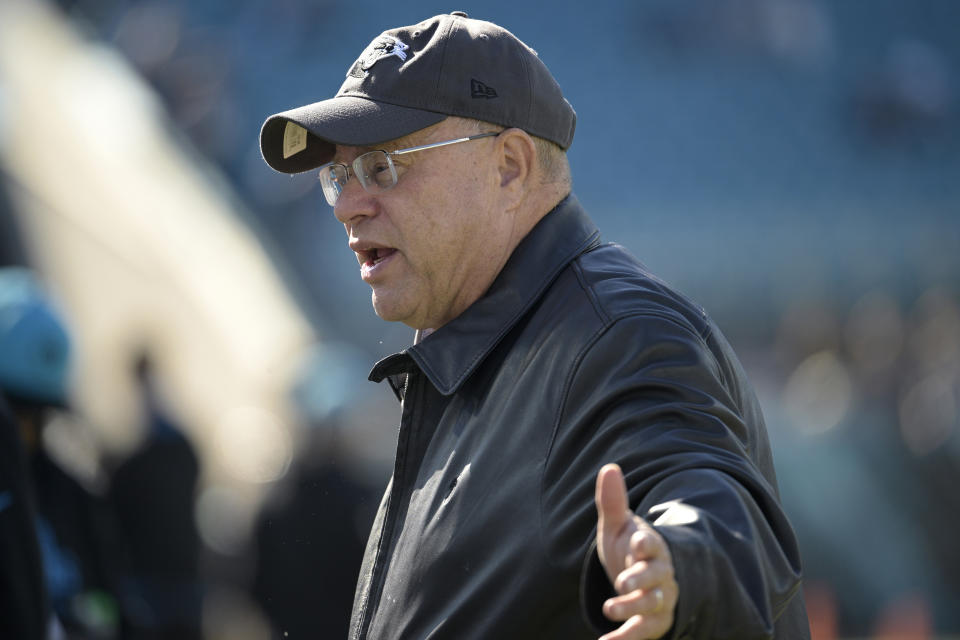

370,193,600,396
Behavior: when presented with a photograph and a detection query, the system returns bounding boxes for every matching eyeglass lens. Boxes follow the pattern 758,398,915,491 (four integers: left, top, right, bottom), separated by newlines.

357,151,398,191
319,164,348,206
319,150,399,207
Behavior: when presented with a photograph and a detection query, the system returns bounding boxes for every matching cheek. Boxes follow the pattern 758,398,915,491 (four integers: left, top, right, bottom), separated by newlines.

399,157,498,271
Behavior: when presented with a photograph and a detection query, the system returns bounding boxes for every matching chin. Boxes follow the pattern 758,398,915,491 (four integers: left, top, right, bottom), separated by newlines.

371,293,411,325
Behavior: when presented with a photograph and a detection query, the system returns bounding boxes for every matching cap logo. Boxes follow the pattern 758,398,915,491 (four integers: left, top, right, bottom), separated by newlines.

348,35,410,78
471,79,498,99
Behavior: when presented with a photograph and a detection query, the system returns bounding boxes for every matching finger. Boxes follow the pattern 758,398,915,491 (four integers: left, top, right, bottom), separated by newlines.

595,463,632,542
599,614,643,640
628,527,668,562
599,615,670,640
599,611,670,640
613,559,672,595
603,586,668,622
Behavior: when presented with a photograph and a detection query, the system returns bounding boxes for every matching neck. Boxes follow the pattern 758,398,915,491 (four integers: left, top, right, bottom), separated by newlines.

517,183,570,237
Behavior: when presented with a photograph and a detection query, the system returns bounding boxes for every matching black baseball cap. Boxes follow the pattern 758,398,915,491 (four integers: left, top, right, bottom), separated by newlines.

260,12,576,174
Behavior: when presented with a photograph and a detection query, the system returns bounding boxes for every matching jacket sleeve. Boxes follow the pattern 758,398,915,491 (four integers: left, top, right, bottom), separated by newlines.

539,312,805,640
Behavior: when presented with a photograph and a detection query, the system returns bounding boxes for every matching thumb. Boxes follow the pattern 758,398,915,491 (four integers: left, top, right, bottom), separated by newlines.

595,463,632,549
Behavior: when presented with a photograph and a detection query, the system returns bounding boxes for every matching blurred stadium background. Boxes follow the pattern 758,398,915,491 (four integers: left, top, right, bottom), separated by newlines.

1,0,958,638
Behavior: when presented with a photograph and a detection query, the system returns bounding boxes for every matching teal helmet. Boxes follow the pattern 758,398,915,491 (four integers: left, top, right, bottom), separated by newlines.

0,267,71,407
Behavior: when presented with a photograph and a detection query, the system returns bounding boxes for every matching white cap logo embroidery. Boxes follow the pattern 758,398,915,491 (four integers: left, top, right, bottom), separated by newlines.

348,35,410,78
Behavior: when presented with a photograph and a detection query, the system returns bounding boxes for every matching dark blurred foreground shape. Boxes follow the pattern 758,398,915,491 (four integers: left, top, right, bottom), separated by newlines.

0,396,49,640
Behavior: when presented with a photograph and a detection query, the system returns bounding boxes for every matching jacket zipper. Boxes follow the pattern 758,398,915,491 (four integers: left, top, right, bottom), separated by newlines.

353,372,417,639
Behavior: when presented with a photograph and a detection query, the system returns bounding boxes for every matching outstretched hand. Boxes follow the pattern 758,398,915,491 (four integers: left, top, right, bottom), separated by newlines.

595,464,678,640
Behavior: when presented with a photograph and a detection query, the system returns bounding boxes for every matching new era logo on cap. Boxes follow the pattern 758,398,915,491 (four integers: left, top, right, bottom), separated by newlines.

471,79,498,99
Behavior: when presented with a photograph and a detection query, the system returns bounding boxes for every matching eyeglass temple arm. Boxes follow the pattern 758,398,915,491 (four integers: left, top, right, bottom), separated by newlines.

390,132,500,156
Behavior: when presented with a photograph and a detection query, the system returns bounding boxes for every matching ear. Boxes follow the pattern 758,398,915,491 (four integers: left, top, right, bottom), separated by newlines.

496,128,536,206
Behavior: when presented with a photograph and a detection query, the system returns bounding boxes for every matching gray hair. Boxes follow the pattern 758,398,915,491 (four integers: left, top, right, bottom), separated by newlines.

463,118,571,187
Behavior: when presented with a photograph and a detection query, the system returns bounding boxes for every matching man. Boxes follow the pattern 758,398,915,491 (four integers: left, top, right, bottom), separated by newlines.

259,12,809,639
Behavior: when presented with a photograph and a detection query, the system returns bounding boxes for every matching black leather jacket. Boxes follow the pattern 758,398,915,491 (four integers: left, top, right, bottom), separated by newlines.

349,195,809,639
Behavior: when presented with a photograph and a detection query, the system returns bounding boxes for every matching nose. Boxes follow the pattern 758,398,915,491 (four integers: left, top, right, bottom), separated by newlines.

332,174,377,225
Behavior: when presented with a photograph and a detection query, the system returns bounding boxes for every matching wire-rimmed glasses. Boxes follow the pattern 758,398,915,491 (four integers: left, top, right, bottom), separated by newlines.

317,132,500,206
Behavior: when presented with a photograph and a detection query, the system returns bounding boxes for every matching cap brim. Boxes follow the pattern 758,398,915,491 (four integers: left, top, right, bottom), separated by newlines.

260,96,447,174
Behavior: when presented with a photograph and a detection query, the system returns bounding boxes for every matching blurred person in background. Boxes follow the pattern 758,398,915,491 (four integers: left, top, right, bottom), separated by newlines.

0,181,51,639
251,343,379,639
259,12,808,640
251,439,373,640
0,266,128,639
106,353,203,640
0,391,50,640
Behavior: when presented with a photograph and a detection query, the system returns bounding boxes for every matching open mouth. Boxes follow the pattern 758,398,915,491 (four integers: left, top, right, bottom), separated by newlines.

359,247,398,268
